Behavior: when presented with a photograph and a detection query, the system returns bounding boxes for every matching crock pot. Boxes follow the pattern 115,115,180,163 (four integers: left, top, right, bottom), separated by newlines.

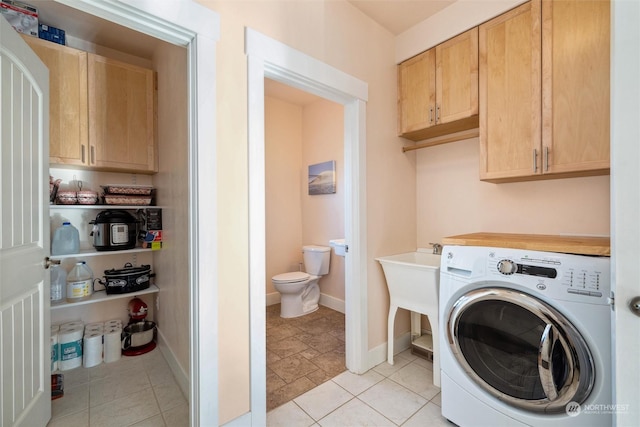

97,263,153,294
90,210,138,251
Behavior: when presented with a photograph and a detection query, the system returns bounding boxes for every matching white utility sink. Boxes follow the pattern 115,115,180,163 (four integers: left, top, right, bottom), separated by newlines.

329,239,346,256
376,250,441,386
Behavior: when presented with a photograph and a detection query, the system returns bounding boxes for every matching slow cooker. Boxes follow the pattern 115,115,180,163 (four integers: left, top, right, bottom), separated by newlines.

97,263,153,294
90,210,138,251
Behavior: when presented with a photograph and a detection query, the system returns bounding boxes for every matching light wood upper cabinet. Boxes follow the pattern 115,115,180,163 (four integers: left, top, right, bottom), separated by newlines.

398,28,479,141
542,0,610,176
22,36,89,167
22,36,158,174
479,1,541,181
88,54,157,173
480,0,610,182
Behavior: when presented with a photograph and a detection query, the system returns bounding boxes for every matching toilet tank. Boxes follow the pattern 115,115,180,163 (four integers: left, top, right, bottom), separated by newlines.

303,245,331,275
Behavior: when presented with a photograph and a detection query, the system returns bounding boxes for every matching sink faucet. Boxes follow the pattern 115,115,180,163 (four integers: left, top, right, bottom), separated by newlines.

429,243,442,255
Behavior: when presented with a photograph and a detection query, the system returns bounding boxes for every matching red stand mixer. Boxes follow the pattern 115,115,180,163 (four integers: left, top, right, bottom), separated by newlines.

122,298,157,356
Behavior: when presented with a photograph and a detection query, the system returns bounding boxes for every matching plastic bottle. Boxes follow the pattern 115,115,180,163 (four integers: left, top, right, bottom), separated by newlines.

66,261,93,302
51,222,80,255
50,264,66,304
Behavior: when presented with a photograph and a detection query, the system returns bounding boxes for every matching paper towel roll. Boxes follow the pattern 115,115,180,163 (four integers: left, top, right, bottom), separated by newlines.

105,320,123,329
50,331,58,372
103,326,122,363
83,331,103,368
59,326,83,371
61,320,84,330
84,322,104,334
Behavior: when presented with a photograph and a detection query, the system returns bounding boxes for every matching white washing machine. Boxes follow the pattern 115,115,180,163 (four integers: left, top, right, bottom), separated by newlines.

439,245,612,427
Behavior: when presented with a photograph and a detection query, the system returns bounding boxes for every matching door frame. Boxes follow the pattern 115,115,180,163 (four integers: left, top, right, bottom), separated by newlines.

50,0,220,425
245,28,369,425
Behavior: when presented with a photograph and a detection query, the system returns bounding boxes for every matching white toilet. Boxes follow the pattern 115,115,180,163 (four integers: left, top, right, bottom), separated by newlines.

272,245,331,318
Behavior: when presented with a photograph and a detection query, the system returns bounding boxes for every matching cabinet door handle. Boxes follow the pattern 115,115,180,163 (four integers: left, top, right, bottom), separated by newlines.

429,107,434,124
533,149,538,173
90,146,95,165
435,104,440,124
544,146,549,172
81,145,86,164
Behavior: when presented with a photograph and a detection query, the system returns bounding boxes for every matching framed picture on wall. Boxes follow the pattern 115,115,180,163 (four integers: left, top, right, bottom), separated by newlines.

308,160,336,195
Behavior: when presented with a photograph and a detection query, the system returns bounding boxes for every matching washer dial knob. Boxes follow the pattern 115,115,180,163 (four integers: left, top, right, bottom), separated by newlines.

497,259,517,275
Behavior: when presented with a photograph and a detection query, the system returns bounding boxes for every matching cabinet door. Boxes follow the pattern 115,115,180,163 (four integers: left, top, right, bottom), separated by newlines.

542,0,610,175
436,27,479,124
479,1,541,181
88,54,157,173
22,36,88,167
398,49,436,135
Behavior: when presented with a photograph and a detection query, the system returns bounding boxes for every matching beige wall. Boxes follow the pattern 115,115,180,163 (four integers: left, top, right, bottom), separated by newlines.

265,95,346,301
301,99,345,301
416,138,610,244
265,96,304,294
199,0,408,423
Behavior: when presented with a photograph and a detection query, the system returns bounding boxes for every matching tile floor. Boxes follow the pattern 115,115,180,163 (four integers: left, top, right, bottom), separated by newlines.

47,347,187,427
267,348,450,426
266,304,346,411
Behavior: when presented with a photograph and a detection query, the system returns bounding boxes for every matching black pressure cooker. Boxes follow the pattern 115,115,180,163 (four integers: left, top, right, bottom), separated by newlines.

90,210,138,251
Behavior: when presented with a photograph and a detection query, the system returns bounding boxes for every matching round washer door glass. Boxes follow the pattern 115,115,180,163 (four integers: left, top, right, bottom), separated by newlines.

447,287,595,413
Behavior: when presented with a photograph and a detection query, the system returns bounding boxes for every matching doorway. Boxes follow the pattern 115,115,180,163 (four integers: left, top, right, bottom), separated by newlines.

246,28,369,425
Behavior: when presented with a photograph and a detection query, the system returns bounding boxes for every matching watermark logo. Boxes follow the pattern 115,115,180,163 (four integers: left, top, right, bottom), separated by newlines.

566,401,581,417
566,401,630,416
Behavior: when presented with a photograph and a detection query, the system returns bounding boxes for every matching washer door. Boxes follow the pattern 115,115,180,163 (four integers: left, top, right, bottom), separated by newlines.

447,287,595,413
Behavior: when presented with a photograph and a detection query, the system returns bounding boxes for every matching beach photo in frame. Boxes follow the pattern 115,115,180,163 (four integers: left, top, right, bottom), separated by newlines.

308,160,336,195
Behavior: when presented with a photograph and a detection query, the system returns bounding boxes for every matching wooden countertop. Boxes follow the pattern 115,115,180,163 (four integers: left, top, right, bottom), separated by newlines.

442,232,610,256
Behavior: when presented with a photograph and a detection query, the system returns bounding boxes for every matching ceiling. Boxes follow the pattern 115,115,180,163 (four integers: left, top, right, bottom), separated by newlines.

347,0,455,35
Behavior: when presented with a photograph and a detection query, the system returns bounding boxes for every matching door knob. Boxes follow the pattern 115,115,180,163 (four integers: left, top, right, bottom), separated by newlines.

44,256,61,269
630,296,640,317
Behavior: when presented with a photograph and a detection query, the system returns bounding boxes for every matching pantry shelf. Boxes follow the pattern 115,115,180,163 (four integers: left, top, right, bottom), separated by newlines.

50,205,163,210
50,285,159,311
50,247,154,260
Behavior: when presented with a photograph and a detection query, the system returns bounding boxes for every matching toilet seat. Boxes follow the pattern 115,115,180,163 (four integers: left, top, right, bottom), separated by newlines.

272,271,310,284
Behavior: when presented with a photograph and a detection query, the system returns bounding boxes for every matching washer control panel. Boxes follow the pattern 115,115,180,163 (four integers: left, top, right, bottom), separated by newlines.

482,248,610,303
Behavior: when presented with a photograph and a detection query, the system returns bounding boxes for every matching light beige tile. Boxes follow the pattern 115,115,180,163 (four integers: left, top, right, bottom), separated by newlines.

293,380,353,421
59,366,90,386
51,383,89,419
318,398,394,427
130,414,166,427
153,379,188,412
412,355,434,371
267,401,315,427
90,388,160,427
358,378,427,425
331,369,384,396
402,402,450,427
162,402,189,427
389,361,440,400
372,355,412,377
89,367,151,407
397,348,419,361
431,392,442,407
47,408,88,427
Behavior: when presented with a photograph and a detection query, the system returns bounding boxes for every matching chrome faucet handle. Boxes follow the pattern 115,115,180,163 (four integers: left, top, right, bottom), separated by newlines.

429,242,443,255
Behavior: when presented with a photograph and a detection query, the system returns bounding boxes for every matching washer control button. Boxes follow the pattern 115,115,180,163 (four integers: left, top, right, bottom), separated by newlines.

497,259,517,275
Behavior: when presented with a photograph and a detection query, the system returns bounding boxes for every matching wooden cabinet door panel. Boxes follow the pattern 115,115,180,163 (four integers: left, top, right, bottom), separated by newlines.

542,0,610,175
479,1,541,181
398,49,436,134
436,27,479,124
22,36,88,166
88,54,156,173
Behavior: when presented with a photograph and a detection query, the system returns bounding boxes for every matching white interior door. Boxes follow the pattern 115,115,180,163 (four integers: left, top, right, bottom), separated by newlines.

0,18,51,427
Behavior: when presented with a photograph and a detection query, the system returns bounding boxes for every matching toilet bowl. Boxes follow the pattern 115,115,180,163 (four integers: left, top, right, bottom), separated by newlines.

272,245,330,318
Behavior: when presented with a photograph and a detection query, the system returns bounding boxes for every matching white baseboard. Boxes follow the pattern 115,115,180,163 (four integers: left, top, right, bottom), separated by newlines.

366,331,412,371
156,327,189,400
266,292,345,314
319,293,345,313
222,411,252,427
266,292,280,306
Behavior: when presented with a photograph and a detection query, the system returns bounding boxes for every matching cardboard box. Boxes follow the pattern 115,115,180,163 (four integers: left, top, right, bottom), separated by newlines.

39,23,65,45
0,0,38,37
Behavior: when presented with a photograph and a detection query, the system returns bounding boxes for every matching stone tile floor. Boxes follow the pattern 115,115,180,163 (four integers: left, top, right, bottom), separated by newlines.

266,304,347,411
